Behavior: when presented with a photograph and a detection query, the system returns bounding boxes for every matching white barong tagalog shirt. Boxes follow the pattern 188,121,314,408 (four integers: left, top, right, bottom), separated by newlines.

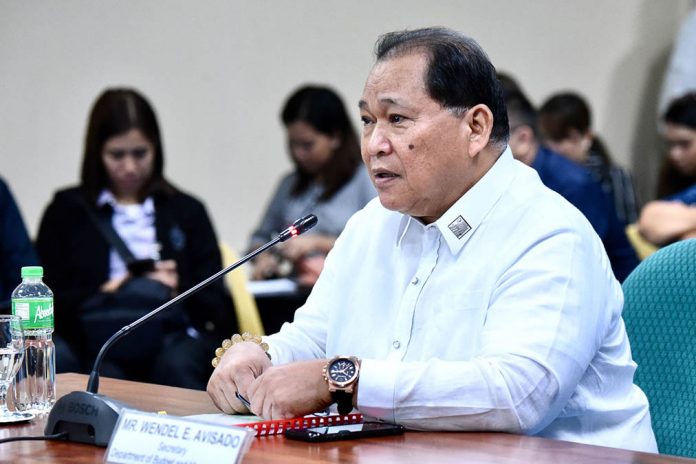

266,147,657,452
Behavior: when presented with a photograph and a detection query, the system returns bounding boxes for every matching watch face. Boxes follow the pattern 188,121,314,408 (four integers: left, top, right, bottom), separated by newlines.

328,358,357,384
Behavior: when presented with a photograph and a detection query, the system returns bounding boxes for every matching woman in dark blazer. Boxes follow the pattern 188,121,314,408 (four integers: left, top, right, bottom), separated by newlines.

36,88,235,389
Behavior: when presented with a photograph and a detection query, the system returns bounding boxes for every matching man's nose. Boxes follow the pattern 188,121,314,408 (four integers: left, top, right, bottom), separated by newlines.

669,147,683,162
364,126,392,157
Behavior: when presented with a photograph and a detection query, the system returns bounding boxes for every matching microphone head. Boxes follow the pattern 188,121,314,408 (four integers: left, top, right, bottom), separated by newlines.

279,214,318,242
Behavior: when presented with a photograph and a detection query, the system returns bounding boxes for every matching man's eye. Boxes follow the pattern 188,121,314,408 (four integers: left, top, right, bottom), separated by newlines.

389,114,405,124
666,140,693,150
360,116,374,126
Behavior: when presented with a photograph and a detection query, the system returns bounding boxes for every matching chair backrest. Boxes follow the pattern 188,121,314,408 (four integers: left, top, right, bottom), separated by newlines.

625,223,659,260
219,242,265,336
622,238,696,457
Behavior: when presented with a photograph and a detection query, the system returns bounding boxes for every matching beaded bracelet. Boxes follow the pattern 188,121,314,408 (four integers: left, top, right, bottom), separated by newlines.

211,332,271,368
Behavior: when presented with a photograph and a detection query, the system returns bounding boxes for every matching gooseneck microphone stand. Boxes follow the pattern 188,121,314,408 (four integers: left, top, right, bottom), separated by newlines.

45,214,318,446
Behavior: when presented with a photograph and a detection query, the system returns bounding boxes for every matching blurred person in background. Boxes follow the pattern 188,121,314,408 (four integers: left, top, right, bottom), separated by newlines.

503,84,639,281
639,92,696,245
249,85,375,286
0,176,81,372
0,176,39,312
538,92,639,226
36,88,235,389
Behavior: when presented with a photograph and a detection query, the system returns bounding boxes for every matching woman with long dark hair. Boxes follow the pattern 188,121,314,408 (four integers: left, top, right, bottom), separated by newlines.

250,85,375,285
36,88,234,389
638,92,696,245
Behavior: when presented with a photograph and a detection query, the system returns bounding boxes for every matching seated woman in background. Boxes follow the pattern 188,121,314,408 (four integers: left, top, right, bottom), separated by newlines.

638,92,696,245
250,85,376,286
0,176,39,312
36,88,235,389
538,92,639,226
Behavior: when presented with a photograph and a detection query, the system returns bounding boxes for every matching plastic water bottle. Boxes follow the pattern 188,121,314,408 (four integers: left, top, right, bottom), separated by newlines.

11,266,56,413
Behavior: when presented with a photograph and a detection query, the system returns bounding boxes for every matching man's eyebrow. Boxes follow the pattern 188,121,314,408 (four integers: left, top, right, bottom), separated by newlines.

358,97,408,110
380,97,401,107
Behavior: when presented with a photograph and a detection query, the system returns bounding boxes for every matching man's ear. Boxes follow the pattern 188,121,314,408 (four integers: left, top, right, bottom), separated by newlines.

580,131,592,152
463,104,494,158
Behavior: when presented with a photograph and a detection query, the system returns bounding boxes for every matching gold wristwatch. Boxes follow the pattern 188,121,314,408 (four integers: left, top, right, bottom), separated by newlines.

323,355,360,415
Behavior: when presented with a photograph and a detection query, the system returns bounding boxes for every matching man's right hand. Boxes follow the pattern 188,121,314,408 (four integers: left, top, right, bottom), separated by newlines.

207,341,272,414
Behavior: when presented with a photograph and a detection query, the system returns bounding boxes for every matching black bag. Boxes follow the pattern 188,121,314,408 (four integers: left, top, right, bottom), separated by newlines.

79,277,172,362
77,202,173,362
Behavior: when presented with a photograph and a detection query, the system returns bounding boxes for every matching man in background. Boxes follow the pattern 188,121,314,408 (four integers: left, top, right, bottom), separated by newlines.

503,85,639,281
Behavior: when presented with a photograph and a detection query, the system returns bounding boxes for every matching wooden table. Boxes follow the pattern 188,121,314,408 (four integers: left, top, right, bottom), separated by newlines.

0,373,693,463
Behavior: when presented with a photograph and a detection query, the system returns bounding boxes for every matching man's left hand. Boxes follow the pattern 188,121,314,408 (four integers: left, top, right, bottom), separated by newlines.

246,359,333,420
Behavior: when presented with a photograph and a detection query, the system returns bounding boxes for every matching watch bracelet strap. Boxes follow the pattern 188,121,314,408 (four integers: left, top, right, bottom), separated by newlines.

332,390,353,415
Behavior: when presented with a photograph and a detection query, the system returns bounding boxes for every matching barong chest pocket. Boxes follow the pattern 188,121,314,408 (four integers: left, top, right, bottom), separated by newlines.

432,290,487,327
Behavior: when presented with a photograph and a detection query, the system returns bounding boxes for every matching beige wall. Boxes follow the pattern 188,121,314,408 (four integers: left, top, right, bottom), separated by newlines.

0,0,692,251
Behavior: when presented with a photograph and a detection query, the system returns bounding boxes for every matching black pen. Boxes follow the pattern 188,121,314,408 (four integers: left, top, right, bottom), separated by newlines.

236,391,252,410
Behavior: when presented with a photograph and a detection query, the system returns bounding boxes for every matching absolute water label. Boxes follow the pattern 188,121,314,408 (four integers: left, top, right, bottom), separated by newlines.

12,298,54,330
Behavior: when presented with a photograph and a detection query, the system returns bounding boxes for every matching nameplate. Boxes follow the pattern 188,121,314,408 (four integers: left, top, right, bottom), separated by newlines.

105,409,254,464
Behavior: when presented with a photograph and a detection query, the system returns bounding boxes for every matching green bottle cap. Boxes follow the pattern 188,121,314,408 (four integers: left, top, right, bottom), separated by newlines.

21,266,44,278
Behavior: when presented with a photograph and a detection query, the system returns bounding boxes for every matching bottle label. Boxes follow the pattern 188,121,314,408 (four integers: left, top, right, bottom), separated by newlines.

12,298,54,330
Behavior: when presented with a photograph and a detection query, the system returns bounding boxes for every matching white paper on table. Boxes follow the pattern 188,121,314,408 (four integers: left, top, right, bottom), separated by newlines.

186,413,264,426
246,278,297,296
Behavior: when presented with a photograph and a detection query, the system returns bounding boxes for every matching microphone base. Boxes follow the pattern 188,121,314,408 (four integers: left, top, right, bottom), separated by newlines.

44,391,134,446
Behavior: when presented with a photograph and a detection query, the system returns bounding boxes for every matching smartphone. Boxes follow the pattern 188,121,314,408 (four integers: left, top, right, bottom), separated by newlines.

285,422,405,442
127,258,157,276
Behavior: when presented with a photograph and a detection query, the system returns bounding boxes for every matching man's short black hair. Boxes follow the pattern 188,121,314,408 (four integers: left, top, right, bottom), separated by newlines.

375,27,509,147
504,88,538,136
538,92,592,141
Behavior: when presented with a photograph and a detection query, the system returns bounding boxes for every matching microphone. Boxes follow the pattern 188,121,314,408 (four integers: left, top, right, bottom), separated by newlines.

44,214,318,446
